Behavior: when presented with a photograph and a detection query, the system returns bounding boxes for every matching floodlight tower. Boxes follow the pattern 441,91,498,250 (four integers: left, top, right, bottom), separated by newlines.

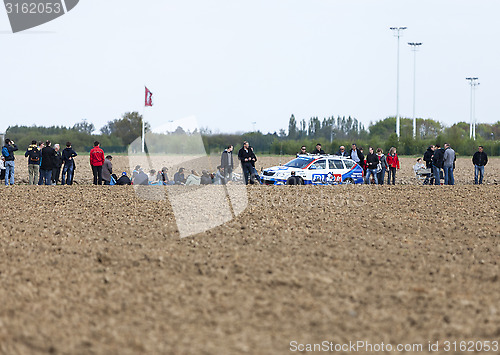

408,42,422,139
466,77,479,139
390,26,407,139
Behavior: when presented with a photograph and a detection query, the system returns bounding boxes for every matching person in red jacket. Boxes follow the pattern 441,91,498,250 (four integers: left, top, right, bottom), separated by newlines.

89,141,105,185
386,146,400,185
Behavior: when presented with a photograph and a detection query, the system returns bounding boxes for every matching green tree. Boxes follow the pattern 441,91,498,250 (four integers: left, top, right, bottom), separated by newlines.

101,112,150,145
72,119,95,134
287,114,297,139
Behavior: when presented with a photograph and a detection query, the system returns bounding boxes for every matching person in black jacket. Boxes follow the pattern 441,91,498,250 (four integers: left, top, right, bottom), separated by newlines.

423,145,434,168
116,172,132,185
249,146,260,184
336,146,349,157
174,168,186,184
423,145,435,185
40,140,56,185
472,146,488,184
200,170,212,185
37,141,45,185
364,147,379,184
238,141,254,185
296,146,307,157
312,143,325,155
61,142,78,185
431,144,444,185
51,144,63,185
286,171,304,185
221,145,234,181
25,140,41,185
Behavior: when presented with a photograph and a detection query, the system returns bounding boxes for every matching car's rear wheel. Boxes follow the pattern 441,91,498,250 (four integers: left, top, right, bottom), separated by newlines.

343,178,354,185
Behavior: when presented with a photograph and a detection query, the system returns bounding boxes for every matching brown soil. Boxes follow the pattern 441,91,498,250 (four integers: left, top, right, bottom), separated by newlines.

0,155,499,354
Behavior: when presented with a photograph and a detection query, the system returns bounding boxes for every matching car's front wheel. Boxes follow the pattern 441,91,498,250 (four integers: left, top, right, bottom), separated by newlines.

343,178,354,185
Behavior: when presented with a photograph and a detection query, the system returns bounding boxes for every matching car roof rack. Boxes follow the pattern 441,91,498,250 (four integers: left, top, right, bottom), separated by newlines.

297,153,353,160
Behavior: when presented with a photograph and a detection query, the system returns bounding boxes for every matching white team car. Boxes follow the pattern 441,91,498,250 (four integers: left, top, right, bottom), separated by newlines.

260,154,364,185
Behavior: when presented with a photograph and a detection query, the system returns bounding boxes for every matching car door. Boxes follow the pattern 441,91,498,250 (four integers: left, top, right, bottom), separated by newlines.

308,159,327,184
327,159,345,184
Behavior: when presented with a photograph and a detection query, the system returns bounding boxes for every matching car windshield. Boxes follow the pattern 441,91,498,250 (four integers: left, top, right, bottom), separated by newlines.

284,157,315,169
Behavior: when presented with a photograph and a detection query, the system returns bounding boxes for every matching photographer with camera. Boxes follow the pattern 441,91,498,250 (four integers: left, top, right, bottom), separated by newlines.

25,140,41,185
2,139,18,186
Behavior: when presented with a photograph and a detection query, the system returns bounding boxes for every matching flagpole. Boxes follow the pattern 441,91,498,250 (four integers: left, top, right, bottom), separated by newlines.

142,108,145,153
142,86,146,153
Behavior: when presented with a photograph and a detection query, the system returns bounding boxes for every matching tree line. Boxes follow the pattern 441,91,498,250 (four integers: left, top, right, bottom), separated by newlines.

5,113,500,156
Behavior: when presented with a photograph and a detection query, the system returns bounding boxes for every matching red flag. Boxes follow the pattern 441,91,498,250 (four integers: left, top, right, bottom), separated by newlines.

145,87,153,107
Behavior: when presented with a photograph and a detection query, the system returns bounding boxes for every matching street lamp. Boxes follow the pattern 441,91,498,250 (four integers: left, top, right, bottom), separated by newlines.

408,42,422,139
390,26,407,139
465,77,479,140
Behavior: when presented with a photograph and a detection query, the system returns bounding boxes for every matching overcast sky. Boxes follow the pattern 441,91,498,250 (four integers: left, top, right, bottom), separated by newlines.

1,0,498,135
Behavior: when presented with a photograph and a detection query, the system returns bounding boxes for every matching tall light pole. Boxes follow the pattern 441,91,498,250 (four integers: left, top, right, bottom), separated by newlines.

472,83,480,140
408,42,422,139
390,26,407,139
466,77,479,140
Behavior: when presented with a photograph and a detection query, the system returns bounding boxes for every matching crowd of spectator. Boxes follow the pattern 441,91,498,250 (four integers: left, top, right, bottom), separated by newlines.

0,138,492,186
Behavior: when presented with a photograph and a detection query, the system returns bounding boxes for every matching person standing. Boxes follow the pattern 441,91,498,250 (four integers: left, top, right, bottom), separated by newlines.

376,148,388,185
25,140,41,185
472,146,488,185
365,147,379,185
238,141,253,185
296,145,307,156
37,141,45,185
221,145,234,181
443,143,456,185
349,144,364,169
423,145,435,185
89,141,105,185
312,143,325,155
40,140,56,185
386,147,400,185
61,142,77,185
249,146,260,184
102,155,113,185
359,147,367,176
432,144,445,185
0,156,5,182
336,146,349,157
2,139,18,186
51,144,63,185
